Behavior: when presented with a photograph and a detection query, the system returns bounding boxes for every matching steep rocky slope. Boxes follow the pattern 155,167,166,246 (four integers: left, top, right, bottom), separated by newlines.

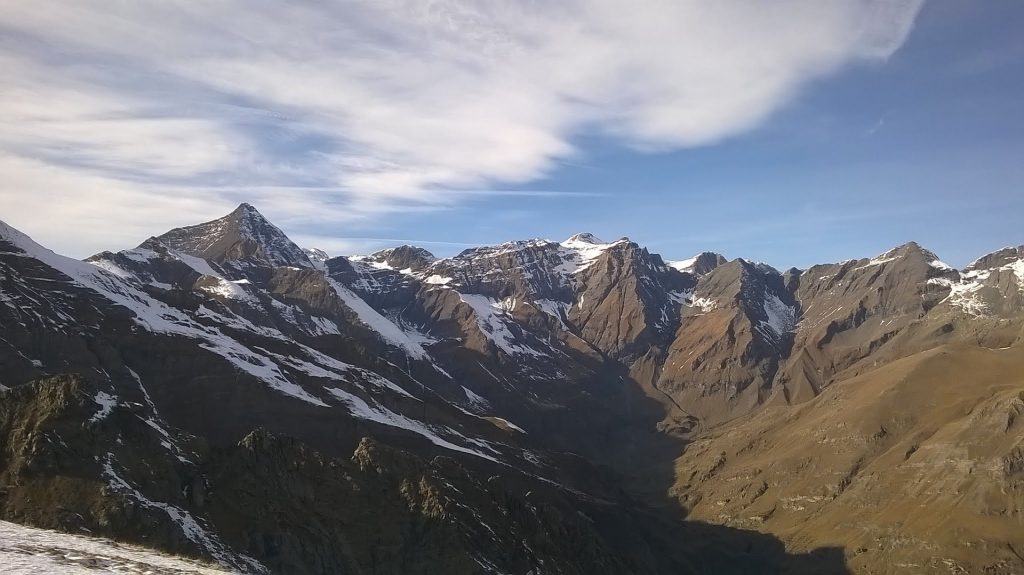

672,344,1024,575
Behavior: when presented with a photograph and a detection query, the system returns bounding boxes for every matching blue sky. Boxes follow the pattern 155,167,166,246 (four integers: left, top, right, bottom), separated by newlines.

1,1,1021,268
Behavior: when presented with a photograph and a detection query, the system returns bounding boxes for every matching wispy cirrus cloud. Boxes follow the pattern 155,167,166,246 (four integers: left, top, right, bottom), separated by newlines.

0,0,924,256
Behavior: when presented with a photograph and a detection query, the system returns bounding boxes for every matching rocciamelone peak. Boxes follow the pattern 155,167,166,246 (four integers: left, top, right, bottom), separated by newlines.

153,203,313,270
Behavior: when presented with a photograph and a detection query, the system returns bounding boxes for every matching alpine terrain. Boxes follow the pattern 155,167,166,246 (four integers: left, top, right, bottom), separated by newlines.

1,204,1022,574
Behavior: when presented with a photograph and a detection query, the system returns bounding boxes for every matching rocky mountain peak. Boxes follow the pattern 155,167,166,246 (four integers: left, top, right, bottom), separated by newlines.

564,232,604,245
853,242,956,279
368,245,437,271
232,201,260,218
731,258,781,277
669,252,727,276
965,245,1024,272
152,203,313,269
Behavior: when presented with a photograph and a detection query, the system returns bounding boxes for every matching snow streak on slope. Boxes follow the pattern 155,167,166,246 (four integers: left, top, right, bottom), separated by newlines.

459,293,546,357
101,457,267,573
760,292,797,339
325,387,498,462
462,386,491,411
855,247,901,270
0,519,237,575
532,298,571,329
172,250,255,302
264,342,417,399
328,279,430,360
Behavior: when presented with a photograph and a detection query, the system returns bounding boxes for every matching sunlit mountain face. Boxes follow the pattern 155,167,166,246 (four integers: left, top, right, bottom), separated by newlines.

4,2,1024,574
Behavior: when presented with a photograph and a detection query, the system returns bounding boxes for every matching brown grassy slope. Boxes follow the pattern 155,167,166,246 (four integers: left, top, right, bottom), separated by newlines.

672,343,1024,574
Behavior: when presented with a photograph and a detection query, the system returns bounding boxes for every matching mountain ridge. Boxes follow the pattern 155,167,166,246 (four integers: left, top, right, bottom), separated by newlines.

1,203,1022,574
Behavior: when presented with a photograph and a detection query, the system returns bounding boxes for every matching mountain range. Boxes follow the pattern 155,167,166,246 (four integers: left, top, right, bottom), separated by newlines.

1,203,1022,574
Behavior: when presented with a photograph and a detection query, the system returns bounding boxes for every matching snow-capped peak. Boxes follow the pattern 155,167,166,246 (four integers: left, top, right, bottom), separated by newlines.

563,232,604,246
965,245,1024,273
668,256,697,272
668,252,727,276
558,234,629,275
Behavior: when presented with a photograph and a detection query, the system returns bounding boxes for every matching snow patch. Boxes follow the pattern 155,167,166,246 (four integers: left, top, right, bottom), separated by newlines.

326,388,497,462
462,386,491,410
172,251,222,278
328,279,429,360
668,256,698,273
931,257,1024,316
558,236,625,275
760,293,797,338
263,344,416,399
1010,258,1024,285
423,274,454,285
0,519,239,575
101,457,266,572
459,293,546,357
89,392,117,422
689,296,717,313
934,275,989,317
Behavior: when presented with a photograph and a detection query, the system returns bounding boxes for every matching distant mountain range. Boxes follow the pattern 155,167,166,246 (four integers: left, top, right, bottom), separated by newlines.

1,203,1022,574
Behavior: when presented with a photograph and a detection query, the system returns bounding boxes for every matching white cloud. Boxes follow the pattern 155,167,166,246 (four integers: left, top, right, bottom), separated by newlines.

0,0,924,255
0,154,235,257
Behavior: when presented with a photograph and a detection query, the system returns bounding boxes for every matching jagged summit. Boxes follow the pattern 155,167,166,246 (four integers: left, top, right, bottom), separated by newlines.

233,201,259,216
563,232,605,245
152,203,313,269
668,252,727,276
965,245,1024,272
872,240,932,259
856,241,954,274
366,245,437,272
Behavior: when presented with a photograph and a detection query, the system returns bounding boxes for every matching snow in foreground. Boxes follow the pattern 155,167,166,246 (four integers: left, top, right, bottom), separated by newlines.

0,519,236,574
